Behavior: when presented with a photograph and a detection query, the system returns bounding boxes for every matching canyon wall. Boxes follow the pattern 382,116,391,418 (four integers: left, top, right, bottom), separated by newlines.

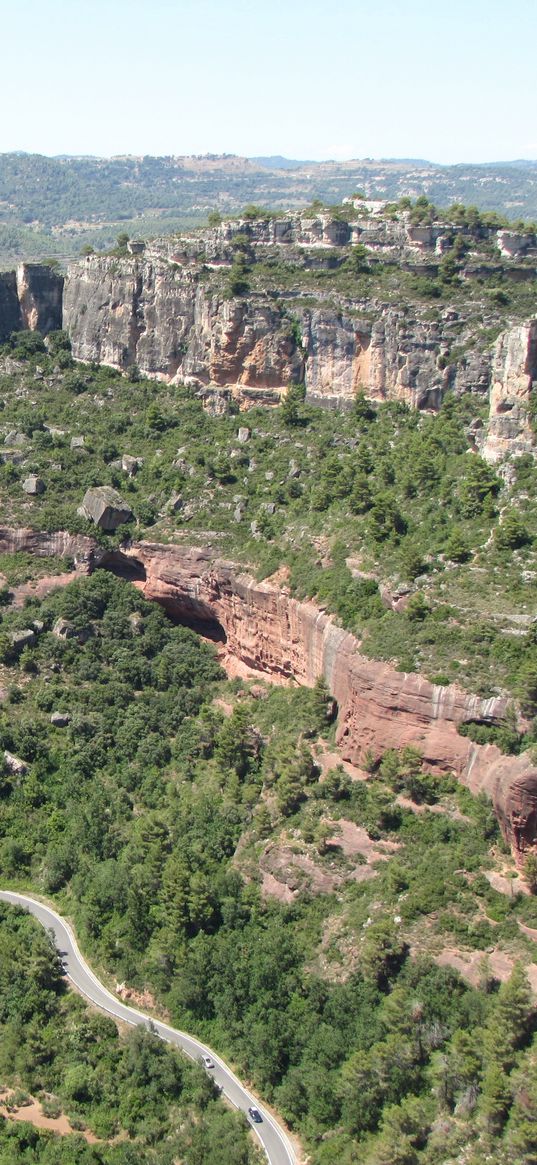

61,253,489,409
0,241,535,457
0,525,535,858
109,540,537,861
59,248,536,443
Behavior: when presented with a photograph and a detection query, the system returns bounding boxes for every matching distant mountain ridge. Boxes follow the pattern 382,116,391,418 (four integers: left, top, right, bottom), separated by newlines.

0,151,536,265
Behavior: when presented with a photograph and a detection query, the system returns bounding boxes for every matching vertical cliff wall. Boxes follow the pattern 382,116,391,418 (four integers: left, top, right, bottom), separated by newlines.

480,320,537,462
0,272,22,342
110,540,537,862
0,526,534,859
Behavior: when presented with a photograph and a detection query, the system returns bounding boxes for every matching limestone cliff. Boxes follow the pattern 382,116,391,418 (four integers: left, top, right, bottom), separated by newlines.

0,264,63,342
0,223,535,459
62,251,521,415
16,264,63,335
480,320,537,462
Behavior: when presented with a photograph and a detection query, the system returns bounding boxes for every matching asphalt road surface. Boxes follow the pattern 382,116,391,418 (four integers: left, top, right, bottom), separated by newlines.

0,890,296,1165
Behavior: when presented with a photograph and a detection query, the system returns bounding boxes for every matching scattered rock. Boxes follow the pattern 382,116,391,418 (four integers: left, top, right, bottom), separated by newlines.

70,436,85,449
52,617,77,639
122,455,143,476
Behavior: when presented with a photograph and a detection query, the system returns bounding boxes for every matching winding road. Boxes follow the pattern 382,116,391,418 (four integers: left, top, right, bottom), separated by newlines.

0,890,296,1165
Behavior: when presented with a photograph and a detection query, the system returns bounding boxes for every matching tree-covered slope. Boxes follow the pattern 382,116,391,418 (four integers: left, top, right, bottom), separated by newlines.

1,334,537,707
1,153,537,262
0,573,536,1162
0,903,259,1164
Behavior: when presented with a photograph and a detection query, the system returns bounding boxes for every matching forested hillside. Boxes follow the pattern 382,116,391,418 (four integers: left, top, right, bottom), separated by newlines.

0,903,259,1163
0,153,537,262
0,569,535,1162
1,333,537,705
0,266,536,1160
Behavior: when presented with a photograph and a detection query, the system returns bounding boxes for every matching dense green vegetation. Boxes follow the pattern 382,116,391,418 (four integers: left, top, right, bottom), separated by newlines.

0,573,535,1161
0,203,537,1161
0,904,259,1164
1,335,537,704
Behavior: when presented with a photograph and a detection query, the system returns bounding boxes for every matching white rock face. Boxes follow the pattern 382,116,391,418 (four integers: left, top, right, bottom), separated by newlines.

481,320,537,463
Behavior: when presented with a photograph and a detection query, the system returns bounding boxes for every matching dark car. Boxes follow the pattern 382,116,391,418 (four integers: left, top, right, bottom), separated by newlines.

248,1106,263,1123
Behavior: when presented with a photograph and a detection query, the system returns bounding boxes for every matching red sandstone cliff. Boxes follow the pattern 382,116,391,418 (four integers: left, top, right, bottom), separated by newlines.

117,541,537,860
0,528,535,860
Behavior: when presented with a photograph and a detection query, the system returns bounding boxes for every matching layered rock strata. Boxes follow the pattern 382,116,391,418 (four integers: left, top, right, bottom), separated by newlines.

60,251,537,446
0,528,536,859
480,320,537,462
110,540,536,860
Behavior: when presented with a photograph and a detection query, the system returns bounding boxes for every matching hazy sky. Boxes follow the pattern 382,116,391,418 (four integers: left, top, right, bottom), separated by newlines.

2,0,536,163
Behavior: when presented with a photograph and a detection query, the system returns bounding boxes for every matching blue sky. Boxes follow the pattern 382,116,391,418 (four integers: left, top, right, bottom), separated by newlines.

2,0,536,163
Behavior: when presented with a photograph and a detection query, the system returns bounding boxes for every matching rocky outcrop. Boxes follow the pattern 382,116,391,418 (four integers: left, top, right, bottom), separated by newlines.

480,321,537,462
80,487,132,530
104,540,536,860
16,264,63,334
0,524,535,858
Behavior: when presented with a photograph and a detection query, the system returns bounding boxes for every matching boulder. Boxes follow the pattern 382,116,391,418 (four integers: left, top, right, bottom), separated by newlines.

237,426,251,443
9,629,35,653
50,711,71,728
52,617,77,639
4,750,28,776
81,486,133,530
122,455,143,476
71,436,85,449
22,475,45,495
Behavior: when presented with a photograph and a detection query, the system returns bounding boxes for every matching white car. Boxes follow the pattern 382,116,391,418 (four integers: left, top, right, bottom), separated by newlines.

201,1053,215,1070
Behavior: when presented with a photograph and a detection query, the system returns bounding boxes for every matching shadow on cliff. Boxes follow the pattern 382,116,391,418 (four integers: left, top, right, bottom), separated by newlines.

97,551,227,644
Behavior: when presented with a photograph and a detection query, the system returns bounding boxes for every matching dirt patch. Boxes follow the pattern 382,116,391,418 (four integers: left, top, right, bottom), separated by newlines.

213,696,234,717
434,946,537,995
0,1089,98,1142
518,921,537,942
485,868,529,898
315,742,369,782
259,823,391,903
327,818,399,863
261,871,296,904
115,983,166,1014
260,842,342,898
395,794,471,823
8,569,85,609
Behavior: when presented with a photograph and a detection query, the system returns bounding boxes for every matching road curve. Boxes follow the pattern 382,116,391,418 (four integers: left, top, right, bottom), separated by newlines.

0,890,296,1165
